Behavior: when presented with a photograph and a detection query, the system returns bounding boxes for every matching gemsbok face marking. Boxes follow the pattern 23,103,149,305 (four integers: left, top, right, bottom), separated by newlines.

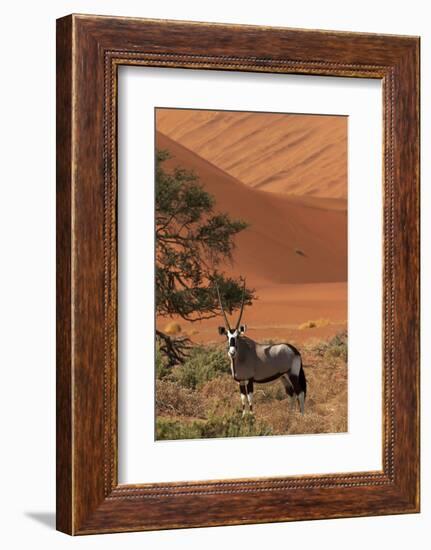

218,326,247,359
215,280,307,418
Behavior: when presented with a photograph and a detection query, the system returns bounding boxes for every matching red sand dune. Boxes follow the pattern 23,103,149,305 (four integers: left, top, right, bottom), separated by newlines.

157,132,347,286
156,109,347,199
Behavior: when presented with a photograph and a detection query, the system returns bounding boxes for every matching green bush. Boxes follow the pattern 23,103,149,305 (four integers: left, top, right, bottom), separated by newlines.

156,418,203,440
156,412,273,440
169,345,230,390
155,343,170,380
324,331,348,363
311,331,347,364
199,412,273,438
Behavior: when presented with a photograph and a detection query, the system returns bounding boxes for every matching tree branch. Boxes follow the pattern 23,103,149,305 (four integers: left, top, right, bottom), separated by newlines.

156,329,193,367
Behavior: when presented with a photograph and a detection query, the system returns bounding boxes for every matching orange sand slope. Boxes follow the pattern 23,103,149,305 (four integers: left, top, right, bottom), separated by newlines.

156,109,347,198
157,132,347,285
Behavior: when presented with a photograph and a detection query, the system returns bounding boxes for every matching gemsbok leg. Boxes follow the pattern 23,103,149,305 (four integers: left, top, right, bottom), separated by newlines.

239,380,254,416
239,383,247,416
246,380,253,415
281,373,297,411
282,371,306,414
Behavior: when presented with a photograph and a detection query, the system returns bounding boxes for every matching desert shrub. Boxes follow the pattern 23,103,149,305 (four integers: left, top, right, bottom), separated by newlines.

309,331,347,364
324,331,348,362
169,345,230,390
200,375,238,415
155,380,205,418
155,412,273,440
156,418,203,440
155,343,170,380
199,412,273,438
254,382,286,402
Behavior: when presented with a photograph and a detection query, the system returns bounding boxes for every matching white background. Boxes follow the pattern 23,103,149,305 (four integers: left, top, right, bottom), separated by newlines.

118,68,382,483
0,1,428,548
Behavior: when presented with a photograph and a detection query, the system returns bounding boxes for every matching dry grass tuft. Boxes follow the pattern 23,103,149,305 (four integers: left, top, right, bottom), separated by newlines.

299,318,330,330
164,322,182,335
156,379,205,418
199,375,238,416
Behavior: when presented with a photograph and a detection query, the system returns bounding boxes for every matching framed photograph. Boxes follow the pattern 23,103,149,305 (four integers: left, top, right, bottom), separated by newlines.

56,14,420,535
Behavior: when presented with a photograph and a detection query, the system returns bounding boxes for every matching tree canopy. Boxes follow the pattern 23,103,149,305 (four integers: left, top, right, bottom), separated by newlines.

155,149,254,364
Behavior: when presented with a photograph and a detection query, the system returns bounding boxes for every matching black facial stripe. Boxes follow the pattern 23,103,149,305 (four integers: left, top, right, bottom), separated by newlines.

229,337,236,347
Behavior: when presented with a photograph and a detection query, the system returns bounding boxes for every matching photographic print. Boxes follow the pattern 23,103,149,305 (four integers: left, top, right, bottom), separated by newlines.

155,108,348,441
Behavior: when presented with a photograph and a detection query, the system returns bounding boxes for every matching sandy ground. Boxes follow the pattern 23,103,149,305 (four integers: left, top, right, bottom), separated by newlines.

157,281,347,345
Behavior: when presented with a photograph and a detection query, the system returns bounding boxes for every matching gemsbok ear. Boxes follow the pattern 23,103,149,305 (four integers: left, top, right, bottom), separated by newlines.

239,324,247,333
218,326,226,335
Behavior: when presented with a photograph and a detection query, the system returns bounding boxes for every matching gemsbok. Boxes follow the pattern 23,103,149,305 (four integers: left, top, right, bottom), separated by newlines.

216,281,306,417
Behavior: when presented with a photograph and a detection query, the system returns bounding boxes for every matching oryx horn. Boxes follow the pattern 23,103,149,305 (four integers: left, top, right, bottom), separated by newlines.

235,278,246,331
215,281,231,331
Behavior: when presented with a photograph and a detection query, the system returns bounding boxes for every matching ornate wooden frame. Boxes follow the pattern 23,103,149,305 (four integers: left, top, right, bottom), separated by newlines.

56,14,420,535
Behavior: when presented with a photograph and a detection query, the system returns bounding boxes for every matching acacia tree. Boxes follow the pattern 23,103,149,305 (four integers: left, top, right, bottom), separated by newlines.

156,149,254,365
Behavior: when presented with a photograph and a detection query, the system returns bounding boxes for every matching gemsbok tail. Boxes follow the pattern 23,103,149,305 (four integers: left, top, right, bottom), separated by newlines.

299,360,307,399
